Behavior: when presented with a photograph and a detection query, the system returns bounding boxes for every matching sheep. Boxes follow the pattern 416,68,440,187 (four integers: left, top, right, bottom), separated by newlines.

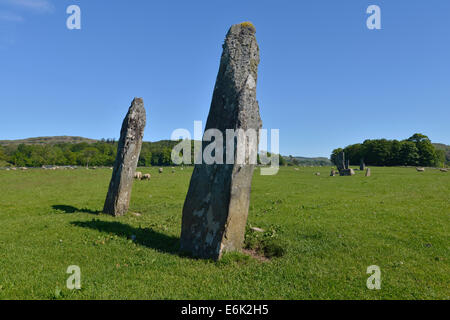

143,173,151,180
159,168,163,174
134,171,143,180
416,167,425,172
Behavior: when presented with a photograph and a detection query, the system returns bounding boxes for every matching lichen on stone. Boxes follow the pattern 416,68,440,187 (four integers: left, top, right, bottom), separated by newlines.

239,21,256,32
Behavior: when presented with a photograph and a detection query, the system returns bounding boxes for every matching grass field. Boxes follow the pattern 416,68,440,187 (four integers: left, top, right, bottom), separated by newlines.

0,166,448,300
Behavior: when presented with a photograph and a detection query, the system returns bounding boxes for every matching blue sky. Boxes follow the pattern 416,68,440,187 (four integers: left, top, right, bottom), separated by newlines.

0,0,449,157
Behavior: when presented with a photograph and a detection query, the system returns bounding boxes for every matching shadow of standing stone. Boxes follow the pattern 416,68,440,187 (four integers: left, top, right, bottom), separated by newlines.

180,22,262,260
103,98,146,217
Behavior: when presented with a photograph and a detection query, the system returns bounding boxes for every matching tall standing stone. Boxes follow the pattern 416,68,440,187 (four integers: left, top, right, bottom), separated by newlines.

336,152,346,172
103,98,146,217
365,168,371,177
180,22,262,260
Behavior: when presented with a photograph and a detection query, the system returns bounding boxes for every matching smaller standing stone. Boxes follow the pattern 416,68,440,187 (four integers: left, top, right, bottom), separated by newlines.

365,168,371,177
336,152,346,172
360,159,366,171
103,98,146,217
330,169,336,176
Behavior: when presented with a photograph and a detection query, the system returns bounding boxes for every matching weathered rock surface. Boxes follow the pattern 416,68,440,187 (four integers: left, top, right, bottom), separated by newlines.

180,22,262,260
103,98,146,217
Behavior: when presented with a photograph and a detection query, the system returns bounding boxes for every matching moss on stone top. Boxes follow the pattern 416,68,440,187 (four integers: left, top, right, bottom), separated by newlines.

239,21,256,31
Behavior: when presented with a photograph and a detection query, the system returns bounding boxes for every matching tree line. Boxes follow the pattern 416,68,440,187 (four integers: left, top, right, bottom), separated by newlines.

331,133,447,168
0,140,179,168
0,139,285,168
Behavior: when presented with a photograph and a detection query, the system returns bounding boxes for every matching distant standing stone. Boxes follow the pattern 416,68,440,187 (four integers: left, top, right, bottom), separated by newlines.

365,168,371,177
103,98,146,217
180,22,262,260
360,159,366,171
336,152,345,172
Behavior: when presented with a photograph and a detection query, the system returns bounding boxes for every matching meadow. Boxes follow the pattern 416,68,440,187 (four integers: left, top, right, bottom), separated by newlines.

0,166,448,300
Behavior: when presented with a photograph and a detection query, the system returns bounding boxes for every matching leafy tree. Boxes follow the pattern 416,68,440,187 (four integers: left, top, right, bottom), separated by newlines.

83,147,99,168
399,141,419,166
331,148,343,166
279,154,286,166
333,133,442,167
343,143,363,165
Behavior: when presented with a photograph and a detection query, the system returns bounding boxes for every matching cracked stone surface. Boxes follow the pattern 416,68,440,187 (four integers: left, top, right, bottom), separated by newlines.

180,23,262,260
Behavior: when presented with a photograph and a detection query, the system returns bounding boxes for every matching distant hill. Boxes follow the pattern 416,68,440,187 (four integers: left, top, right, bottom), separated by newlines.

433,143,450,163
0,136,98,146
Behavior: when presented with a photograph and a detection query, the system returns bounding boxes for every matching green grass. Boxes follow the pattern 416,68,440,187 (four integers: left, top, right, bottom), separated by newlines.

0,166,448,300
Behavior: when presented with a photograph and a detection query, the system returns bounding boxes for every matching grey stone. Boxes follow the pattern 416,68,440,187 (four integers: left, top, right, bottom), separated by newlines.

340,169,355,176
336,152,346,171
180,22,262,260
360,159,366,171
103,98,146,217
365,168,371,177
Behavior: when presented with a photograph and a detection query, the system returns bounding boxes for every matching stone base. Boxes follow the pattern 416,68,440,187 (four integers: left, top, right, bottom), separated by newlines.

339,169,355,176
